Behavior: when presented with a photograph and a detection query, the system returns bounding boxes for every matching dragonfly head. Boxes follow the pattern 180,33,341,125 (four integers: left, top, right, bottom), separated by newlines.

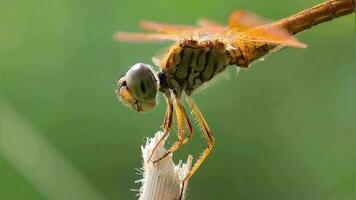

116,63,158,112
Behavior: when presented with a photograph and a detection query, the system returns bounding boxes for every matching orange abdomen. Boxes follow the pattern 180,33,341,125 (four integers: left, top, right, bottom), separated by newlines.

275,0,355,35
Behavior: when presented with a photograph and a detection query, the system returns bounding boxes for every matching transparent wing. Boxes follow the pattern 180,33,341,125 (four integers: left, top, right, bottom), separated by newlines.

234,25,307,48
116,19,226,42
139,19,226,34
115,32,181,42
116,10,306,47
196,18,225,31
225,10,306,48
228,10,269,31
139,20,199,33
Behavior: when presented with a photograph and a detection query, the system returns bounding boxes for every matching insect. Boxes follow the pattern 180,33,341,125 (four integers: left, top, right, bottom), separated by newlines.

115,0,354,198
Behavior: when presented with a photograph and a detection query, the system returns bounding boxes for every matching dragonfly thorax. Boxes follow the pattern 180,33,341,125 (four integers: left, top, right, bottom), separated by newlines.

160,40,231,96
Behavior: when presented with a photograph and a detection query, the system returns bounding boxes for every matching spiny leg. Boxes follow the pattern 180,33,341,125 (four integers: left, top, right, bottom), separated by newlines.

147,94,173,162
153,97,184,163
162,93,174,132
153,96,193,163
179,96,215,200
171,97,193,146
176,96,193,144
180,102,193,145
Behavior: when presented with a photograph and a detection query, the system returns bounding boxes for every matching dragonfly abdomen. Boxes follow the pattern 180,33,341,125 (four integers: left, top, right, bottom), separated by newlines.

228,42,278,68
161,40,230,95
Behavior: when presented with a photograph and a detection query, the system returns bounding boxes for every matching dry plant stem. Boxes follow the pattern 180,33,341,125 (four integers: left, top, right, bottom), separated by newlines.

139,131,193,200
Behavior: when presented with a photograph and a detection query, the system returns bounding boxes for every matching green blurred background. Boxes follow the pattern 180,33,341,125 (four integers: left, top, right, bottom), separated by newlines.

1,0,355,199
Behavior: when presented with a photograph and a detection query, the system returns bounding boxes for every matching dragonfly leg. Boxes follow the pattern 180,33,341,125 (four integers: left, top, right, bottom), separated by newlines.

147,94,173,162
179,95,215,200
153,96,193,163
162,93,174,132
178,97,193,145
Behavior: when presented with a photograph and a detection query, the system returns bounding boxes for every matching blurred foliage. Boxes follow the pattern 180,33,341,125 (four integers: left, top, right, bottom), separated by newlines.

1,0,356,199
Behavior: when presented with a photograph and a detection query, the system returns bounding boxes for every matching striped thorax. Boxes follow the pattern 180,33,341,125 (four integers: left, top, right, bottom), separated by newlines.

159,40,231,96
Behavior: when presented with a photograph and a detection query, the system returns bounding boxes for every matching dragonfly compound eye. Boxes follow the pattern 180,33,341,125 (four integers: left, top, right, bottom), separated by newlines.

116,63,157,112
126,63,157,101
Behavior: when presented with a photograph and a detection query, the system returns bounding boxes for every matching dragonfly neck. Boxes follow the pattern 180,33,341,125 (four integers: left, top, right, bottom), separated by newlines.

157,71,169,93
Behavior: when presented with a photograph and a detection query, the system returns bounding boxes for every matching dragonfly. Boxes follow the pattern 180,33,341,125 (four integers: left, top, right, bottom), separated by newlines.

115,0,354,198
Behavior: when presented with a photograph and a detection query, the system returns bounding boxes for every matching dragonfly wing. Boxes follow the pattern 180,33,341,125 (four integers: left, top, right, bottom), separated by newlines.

226,10,306,48
139,20,199,33
228,10,270,31
237,25,307,48
115,32,180,42
140,19,228,35
196,18,225,32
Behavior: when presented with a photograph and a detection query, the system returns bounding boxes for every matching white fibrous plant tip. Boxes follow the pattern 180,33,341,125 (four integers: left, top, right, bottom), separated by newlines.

138,131,192,200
